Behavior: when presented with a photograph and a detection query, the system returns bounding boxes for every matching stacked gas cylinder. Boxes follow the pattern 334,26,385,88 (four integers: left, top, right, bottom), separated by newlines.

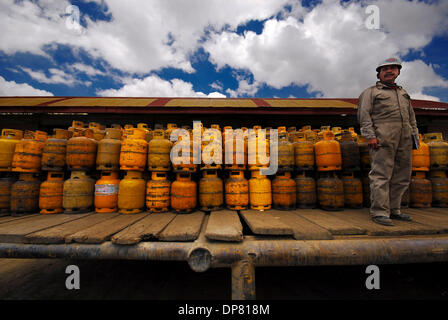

1,121,448,216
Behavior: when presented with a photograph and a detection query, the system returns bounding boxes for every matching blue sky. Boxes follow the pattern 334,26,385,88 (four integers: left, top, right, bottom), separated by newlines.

0,0,447,102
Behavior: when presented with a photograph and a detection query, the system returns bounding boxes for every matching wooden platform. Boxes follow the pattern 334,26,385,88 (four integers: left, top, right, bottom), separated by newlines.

0,208,446,245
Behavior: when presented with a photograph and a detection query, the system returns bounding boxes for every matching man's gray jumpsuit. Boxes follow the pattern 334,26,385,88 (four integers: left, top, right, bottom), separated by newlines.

357,81,418,218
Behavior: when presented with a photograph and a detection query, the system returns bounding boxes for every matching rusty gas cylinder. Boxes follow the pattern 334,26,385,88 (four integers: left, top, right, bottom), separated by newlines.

95,171,120,213
223,128,247,171
146,172,171,213
147,129,172,172
341,171,363,209
12,131,45,173
41,129,69,171
317,171,344,211
410,171,432,208
225,170,249,210
429,170,448,207
170,172,197,213
293,133,315,171
66,129,98,171
294,171,317,209
120,128,148,171
249,170,272,211
10,173,41,215
201,128,223,170
339,131,361,171
63,171,95,214
199,170,223,211
0,174,15,213
171,133,197,173
39,171,64,214
96,128,122,171
118,171,146,214
0,129,23,171
357,136,371,171
272,171,296,210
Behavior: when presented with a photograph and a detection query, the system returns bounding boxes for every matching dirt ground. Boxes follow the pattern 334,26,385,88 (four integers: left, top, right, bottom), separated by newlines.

0,258,447,300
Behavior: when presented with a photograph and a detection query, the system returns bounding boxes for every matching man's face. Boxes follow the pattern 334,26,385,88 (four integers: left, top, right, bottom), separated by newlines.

378,65,400,83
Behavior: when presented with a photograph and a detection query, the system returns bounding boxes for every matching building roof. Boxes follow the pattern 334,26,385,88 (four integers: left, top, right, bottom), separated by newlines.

0,96,446,116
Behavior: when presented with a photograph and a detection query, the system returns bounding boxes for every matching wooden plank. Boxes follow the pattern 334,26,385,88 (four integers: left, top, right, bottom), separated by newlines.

67,213,147,244
0,213,91,243
295,209,367,235
239,210,293,236
25,213,119,244
205,210,243,242
111,213,176,245
414,207,448,218
0,214,40,225
331,209,443,236
158,211,205,242
402,208,448,232
269,210,333,240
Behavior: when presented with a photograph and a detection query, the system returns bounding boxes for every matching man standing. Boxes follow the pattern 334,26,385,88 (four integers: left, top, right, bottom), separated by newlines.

357,57,418,226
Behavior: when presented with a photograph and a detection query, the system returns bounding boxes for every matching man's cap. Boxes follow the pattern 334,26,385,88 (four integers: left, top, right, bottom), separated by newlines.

376,57,402,72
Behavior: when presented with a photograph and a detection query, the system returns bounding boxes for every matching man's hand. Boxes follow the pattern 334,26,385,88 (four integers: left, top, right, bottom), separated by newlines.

368,138,379,150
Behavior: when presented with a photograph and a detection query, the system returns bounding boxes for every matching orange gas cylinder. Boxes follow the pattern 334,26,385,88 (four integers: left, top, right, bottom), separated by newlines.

171,135,197,173
223,128,247,171
63,171,95,214
272,171,296,210
0,129,23,171
171,172,197,213
118,171,146,214
41,129,69,171
410,171,432,208
146,172,171,212
341,172,363,209
248,126,270,171
0,174,15,213
10,173,41,215
424,133,448,170
249,170,272,211
314,131,342,171
12,131,45,173
95,171,120,213
96,128,122,171
412,134,430,171
66,129,98,171
429,170,448,207
277,132,294,171
199,170,223,211
295,171,316,208
147,129,171,171
89,122,105,141
225,170,249,210
120,128,148,171
39,171,64,214
317,171,344,211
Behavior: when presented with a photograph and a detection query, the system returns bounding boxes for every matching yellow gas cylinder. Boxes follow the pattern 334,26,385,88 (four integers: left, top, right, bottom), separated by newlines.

41,129,69,171
137,123,151,142
171,135,197,173
225,170,249,210
223,127,247,171
170,172,197,213
121,124,134,140
10,173,41,215
294,171,316,208
63,171,95,213
66,129,98,171
89,122,105,141
288,130,300,143
95,171,120,213
39,171,64,214
341,172,363,209
357,135,371,171
293,133,315,171
165,123,178,140
146,172,171,212
339,131,361,171
11,131,45,173
96,128,122,171
249,170,272,211
120,128,148,171
317,172,344,211
277,132,294,171
314,131,342,171
410,171,432,208
0,129,23,171
429,170,448,207
0,174,15,213
118,171,145,214
201,128,223,170
304,130,317,144
423,133,448,170
412,134,430,171
272,171,296,210
199,170,223,211
248,126,270,171
147,129,172,171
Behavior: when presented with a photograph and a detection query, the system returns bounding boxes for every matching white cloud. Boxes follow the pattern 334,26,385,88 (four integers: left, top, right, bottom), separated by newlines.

203,0,448,98
20,67,83,86
69,63,105,77
97,74,226,97
0,76,53,96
